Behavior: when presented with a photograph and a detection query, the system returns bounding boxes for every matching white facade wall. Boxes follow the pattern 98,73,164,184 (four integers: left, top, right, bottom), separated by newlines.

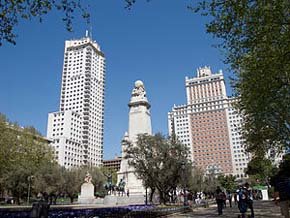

168,105,193,162
47,111,82,167
47,34,105,168
227,98,250,178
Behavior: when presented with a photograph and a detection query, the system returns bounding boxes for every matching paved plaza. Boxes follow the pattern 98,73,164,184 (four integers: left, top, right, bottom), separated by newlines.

169,200,285,218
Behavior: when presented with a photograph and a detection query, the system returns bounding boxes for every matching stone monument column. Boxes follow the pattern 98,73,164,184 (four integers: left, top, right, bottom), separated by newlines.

118,80,152,196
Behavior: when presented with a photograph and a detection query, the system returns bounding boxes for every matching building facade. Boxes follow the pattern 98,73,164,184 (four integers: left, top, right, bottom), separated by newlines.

47,32,106,168
103,156,122,172
168,66,248,178
227,98,249,178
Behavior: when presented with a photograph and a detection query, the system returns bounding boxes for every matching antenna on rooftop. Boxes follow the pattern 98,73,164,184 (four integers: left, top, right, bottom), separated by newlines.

89,24,93,39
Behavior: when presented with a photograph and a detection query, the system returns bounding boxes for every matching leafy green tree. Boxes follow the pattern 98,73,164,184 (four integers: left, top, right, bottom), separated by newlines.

245,156,277,186
0,114,55,203
125,133,190,204
62,168,82,203
188,166,204,193
192,0,290,157
218,175,237,192
202,172,219,193
88,167,106,196
0,114,19,196
0,0,90,45
63,166,106,203
33,163,65,204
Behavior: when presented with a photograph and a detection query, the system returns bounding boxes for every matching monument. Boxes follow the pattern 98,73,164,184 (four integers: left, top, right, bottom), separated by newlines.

117,80,152,197
78,172,96,204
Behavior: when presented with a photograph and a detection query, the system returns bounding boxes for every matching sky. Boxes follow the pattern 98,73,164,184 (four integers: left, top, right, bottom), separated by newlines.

0,0,232,160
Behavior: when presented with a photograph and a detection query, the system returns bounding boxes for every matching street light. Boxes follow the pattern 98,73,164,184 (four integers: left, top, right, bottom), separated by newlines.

27,176,34,205
181,161,187,206
145,187,148,205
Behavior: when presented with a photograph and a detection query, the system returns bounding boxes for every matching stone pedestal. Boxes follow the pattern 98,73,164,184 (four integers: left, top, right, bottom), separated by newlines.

103,195,145,206
78,182,96,204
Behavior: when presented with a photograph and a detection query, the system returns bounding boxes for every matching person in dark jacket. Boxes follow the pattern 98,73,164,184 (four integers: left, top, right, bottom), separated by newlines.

215,186,224,215
273,154,290,218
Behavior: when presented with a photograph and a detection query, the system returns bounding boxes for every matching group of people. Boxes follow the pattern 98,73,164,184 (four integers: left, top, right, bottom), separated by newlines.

214,154,290,218
215,183,254,217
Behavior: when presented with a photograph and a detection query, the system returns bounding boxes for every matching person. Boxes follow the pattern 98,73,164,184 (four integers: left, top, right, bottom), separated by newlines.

215,186,224,215
245,182,254,218
222,191,227,208
234,192,238,205
31,192,50,218
273,155,290,218
237,185,248,218
227,190,232,208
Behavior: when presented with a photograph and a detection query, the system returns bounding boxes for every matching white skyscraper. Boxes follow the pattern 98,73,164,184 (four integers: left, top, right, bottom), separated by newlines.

47,32,106,168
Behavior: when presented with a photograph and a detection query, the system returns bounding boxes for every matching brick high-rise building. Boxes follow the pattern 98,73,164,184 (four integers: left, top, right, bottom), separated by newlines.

169,66,249,178
47,32,106,168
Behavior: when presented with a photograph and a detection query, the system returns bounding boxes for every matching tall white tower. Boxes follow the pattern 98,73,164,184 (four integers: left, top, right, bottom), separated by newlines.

118,80,152,195
47,33,106,168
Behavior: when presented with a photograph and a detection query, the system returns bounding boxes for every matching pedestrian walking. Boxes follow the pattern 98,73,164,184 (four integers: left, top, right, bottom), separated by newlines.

237,185,248,218
234,192,238,205
273,154,290,218
215,186,224,215
245,182,254,218
227,190,233,208
222,191,227,208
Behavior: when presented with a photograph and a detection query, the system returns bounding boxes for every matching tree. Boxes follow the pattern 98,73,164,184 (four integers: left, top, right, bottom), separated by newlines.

0,114,19,196
202,171,219,193
188,166,205,193
63,166,106,202
62,168,82,203
33,163,65,204
0,0,90,45
245,156,278,186
192,0,290,157
0,114,55,203
125,133,190,204
218,175,237,192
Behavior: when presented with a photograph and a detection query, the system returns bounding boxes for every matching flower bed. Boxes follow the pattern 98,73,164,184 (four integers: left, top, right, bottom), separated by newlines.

0,204,155,218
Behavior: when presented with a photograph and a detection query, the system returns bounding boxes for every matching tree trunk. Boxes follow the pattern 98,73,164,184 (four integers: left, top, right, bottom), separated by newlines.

70,196,74,203
53,195,57,205
158,189,166,205
149,187,155,203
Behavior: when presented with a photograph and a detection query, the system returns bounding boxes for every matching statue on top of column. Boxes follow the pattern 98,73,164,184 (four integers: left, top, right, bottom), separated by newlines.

131,80,146,98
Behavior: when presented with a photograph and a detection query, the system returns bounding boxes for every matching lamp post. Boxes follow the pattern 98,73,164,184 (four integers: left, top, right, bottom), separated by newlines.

181,161,187,206
145,187,148,205
27,176,34,205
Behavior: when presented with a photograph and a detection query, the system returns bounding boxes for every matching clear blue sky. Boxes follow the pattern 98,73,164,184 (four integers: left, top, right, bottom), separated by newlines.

0,0,232,159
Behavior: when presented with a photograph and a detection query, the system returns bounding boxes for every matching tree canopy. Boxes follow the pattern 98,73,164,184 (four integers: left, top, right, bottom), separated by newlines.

0,0,90,45
218,175,237,192
125,133,190,204
0,113,55,203
0,113,106,204
245,156,278,186
192,0,290,157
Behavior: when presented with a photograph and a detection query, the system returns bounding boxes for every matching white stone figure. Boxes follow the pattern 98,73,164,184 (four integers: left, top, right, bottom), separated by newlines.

78,172,95,204
84,171,92,183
